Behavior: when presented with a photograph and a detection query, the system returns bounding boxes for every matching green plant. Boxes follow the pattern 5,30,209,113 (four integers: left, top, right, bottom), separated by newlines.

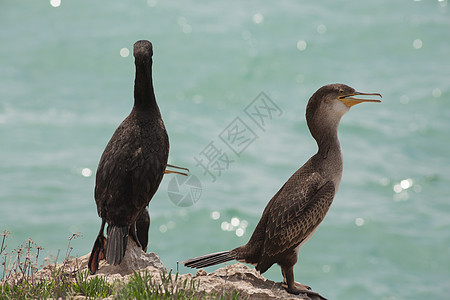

0,231,115,299
1,230,246,299
116,268,244,300
71,269,114,299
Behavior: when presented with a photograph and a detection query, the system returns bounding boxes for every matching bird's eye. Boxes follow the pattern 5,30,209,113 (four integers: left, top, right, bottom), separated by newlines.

339,90,344,94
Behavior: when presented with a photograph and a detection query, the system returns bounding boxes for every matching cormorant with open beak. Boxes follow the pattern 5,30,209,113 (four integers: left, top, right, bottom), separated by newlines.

183,84,381,297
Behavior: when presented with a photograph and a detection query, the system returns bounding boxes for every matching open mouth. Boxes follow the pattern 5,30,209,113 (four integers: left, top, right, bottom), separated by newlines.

338,92,382,107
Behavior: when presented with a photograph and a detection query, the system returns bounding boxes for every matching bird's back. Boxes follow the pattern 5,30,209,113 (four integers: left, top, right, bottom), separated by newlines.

95,108,169,227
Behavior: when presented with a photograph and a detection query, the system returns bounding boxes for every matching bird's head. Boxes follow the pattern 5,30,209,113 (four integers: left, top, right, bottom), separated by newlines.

133,40,153,65
306,83,381,142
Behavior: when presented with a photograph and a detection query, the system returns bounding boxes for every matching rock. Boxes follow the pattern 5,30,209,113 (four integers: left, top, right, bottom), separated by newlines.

95,237,166,276
191,263,325,300
34,238,326,299
34,236,165,282
195,269,207,277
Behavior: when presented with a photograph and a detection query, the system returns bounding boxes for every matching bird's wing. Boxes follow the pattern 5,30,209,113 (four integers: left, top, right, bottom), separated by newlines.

94,119,134,199
262,172,335,258
94,121,158,217
130,146,166,210
94,138,128,211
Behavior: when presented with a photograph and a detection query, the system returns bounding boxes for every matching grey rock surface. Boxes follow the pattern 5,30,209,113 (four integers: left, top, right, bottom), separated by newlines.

35,237,325,299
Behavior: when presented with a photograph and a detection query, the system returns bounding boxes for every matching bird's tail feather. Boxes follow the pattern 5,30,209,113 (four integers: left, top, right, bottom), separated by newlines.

182,251,235,269
106,225,129,266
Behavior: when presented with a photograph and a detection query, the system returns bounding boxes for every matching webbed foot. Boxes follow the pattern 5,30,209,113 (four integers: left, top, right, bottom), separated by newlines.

282,281,311,290
282,282,327,299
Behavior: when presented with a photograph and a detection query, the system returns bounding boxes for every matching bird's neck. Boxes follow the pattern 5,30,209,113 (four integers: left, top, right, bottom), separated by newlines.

316,128,340,157
308,110,343,159
133,60,159,114
312,125,344,190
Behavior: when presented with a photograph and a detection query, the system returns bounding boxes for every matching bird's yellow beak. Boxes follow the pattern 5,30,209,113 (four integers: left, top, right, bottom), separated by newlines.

338,91,382,107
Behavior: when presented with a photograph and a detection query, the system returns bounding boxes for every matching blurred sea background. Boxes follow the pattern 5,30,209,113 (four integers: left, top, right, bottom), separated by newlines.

1,0,449,299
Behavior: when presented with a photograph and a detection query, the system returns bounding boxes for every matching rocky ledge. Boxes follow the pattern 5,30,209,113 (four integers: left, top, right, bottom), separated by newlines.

35,238,326,300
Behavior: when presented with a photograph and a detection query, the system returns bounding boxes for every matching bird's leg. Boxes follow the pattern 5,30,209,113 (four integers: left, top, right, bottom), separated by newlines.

165,164,189,176
129,222,142,249
281,268,308,288
88,220,107,275
97,220,107,260
282,265,309,293
281,265,328,299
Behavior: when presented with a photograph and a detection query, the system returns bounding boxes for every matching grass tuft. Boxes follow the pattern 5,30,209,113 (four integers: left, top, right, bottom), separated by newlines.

0,231,246,299
0,231,114,299
116,269,243,300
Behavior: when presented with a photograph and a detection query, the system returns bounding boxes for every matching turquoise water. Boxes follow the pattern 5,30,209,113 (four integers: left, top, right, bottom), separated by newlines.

1,1,449,299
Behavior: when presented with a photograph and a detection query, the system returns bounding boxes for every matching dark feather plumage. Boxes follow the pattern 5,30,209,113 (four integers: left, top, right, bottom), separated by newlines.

88,40,169,275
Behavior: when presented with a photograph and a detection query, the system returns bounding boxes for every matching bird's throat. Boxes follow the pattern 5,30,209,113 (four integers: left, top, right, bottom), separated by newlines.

134,62,157,112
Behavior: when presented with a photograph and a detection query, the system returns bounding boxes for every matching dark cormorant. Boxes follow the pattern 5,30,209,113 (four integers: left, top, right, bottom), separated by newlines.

183,84,381,297
88,40,187,275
